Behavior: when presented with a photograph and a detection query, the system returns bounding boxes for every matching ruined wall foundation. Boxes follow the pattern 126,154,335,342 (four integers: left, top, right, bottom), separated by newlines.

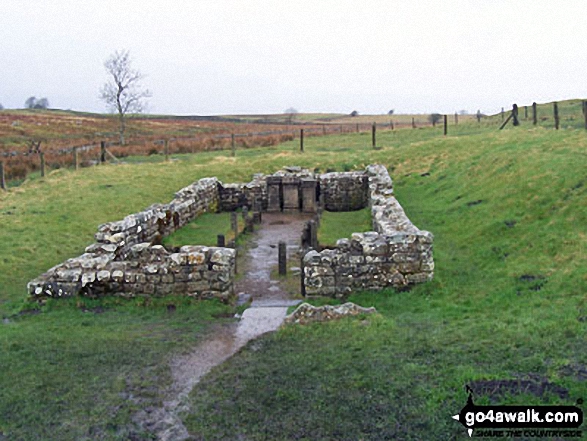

28,164,433,301
302,164,434,297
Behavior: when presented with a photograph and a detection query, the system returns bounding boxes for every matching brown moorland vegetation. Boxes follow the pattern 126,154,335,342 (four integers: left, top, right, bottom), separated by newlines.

0,110,333,180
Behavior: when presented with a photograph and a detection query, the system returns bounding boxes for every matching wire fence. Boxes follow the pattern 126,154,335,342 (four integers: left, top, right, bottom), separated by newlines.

0,119,435,188
3,100,584,190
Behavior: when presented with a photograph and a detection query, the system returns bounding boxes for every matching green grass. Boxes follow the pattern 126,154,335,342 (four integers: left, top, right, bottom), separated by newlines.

183,126,587,439
317,207,373,247
0,296,231,440
1,117,587,438
162,212,243,248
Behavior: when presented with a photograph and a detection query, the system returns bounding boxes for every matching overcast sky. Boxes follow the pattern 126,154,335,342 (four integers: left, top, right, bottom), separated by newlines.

1,0,586,116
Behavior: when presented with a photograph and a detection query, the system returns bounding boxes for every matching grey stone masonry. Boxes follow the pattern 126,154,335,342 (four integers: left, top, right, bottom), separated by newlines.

28,244,235,301
94,177,220,259
28,176,231,301
303,164,434,297
282,175,300,211
28,164,431,302
319,171,369,211
218,173,267,212
301,178,317,213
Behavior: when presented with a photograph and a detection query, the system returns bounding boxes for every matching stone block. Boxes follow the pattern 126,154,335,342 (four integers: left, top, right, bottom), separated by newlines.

266,176,282,212
301,178,317,213
282,183,300,212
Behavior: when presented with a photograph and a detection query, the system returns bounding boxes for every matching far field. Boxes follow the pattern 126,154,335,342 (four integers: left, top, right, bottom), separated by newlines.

0,105,586,439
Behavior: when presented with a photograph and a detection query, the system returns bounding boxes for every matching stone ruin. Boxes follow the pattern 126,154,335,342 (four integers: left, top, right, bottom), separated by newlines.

302,164,434,297
28,164,433,302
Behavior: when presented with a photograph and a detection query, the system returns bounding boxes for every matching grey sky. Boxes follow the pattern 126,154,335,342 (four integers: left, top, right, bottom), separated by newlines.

1,0,586,116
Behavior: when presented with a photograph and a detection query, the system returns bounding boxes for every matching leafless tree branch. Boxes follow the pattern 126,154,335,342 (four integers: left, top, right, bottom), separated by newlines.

100,50,151,145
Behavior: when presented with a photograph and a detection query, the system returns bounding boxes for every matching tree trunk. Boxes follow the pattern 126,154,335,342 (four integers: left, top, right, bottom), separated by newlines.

117,85,125,145
118,112,125,145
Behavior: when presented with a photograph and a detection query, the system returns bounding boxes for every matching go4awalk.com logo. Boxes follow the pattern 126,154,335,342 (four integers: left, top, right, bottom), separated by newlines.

452,387,583,438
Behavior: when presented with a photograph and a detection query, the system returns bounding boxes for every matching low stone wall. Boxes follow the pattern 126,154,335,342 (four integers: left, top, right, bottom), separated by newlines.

217,174,267,212
28,244,235,301
28,177,228,301
28,164,433,302
93,177,219,259
303,164,434,297
319,171,369,212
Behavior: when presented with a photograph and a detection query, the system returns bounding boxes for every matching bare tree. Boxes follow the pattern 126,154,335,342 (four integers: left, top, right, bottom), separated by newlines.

35,98,49,109
25,96,50,109
25,96,37,109
284,107,298,124
428,113,442,127
100,50,151,145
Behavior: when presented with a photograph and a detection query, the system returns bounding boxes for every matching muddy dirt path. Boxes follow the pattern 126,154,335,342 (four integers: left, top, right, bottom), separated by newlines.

137,213,310,440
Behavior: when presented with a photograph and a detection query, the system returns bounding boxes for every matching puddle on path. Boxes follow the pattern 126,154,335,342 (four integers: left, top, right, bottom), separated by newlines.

137,213,310,440
235,212,311,305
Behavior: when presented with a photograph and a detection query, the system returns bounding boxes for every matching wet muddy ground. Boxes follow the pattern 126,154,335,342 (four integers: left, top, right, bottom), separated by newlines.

235,212,311,305
137,213,310,440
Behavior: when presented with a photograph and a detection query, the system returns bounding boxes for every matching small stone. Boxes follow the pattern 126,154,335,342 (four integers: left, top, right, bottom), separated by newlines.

284,302,377,325
96,270,111,282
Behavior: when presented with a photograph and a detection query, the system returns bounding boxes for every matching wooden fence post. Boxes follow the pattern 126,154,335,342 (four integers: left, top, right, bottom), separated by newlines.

323,125,326,135
584,101,587,130
300,255,306,297
512,104,520,126
164,139,169,162
217,234,225,247
372,123,376,148
501,107,505,121
443,115,448,135
231,134,236,157
231,212,238,242
356,123,359,133
412,117,416,129
309,220,318,250
499,112,513,130
454,112,458,125
390,120,394,130
300,129,304,152
40,152,46,177
532,102,537,125
524,106,528,120
73,147,79,170
554,102,559,130
278,241,287,275
0,162,6,190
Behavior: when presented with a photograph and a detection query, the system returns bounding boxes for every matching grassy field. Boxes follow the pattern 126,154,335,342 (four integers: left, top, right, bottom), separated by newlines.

1,112,586,439
317,207,373,247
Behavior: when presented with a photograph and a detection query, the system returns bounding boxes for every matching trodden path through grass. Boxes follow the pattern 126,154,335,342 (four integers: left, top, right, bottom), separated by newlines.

136,213,306,440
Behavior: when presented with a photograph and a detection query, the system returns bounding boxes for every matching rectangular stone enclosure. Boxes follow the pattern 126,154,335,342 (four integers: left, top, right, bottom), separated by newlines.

28,165,433,302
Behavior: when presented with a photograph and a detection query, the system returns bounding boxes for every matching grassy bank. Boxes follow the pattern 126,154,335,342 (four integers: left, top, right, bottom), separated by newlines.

1,119,586,438
184,127,587,439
